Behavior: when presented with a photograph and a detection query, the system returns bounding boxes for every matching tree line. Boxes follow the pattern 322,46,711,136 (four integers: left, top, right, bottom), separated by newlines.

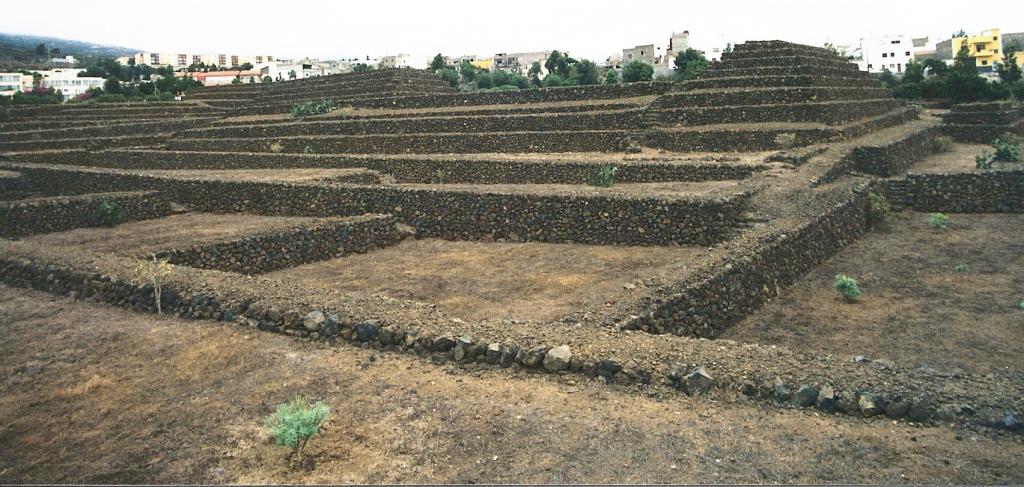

427,49,710,91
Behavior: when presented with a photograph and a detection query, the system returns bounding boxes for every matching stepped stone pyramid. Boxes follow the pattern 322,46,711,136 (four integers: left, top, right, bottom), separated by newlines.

940,101,1024,143
645,40,916,152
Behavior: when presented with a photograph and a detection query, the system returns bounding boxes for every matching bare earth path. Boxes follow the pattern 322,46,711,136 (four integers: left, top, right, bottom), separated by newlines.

1,284,1022,484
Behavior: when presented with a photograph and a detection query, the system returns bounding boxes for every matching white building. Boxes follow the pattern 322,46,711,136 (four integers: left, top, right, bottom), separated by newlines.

117,52,275,69
859,34,915,73
2,69,105,100
257,60,333,81
50,55,77,65
0,72,26,95
378,54,411,69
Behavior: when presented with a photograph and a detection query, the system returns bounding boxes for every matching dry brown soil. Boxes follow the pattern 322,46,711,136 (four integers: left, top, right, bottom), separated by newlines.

1,284,1023,484
19,213,326,256
265,238,705,323
911,143,1023,173
142,168,375,183
723,212,1024,375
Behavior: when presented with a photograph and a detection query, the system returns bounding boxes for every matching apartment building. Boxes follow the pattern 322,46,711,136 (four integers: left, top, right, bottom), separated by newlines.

860,34,915,73
0,72,26,94
0,69,104,100
117,52,275,69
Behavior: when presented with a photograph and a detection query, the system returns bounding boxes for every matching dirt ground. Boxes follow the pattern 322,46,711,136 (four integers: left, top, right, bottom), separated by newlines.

911,142,1023,173
723,212,1024,376
397,180,742,200
19,213,326,256
265,238,705,323
1,284,1023,484
142,168,375,183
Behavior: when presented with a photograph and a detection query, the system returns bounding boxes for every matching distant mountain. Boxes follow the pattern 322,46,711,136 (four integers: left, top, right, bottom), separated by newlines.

0,32,138,70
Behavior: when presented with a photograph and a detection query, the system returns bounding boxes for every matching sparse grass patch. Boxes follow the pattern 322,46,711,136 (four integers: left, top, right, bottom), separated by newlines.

955,263,969,273
834,274,861,302
264,396,330,468
929,212,949,230
774,133,797,150
932,135,955,153
269,142,284,153
587,165,618,187
290,100,337,117
93,200,124,227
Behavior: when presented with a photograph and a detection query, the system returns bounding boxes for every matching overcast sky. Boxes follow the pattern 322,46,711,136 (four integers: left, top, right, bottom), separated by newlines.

3,0,1023,66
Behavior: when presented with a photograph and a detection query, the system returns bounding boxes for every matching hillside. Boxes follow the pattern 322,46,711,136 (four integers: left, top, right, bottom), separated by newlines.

0,32,137,70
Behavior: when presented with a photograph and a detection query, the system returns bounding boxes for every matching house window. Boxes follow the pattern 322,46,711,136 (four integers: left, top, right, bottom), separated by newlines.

882,53,887,58
905,52,910,56
981,60,988,65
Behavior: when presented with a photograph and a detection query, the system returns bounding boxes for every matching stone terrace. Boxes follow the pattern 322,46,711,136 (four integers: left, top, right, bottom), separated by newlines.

1,41,1022,432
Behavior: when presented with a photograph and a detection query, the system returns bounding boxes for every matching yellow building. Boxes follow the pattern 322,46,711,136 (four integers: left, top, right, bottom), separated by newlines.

951,29,1004,70
470,58,494,70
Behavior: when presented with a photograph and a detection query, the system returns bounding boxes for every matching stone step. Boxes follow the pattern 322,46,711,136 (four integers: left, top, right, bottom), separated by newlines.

720,55,861,72
179,110,646,138
680,75,881,90
699,65,873,80
164,130,635,154
645,108,918,152
653,86,892,109
649,99,902,127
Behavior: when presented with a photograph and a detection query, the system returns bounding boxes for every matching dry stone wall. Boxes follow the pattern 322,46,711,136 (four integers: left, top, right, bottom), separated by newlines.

155,214,401,274
0,191,174,238
5,164,749,246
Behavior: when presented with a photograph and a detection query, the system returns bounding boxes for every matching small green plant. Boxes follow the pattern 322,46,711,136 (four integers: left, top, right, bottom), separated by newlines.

932,135,955,153
992,136,1020,162
303,145,316,154
588,164,618,187
955,263,969,273
975,151,994,169
775,132,797,149
866,192,891,225
929,212,949,229
1019,300,1024,310
834,274,862,302
94,200,124,227
264,396,330,467
290,99,337,117
431,168,447,184
270,141,284,153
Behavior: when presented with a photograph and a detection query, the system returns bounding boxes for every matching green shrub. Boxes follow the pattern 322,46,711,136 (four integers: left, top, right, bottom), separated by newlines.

303,145,316,154
955,263,969,273
834,274,862,301
264,396,330,466
866,192,891,225
976,151,994,169
587,165,618,187
992,136,1020,162
621,60,654,83
94,200,124,227
1019,300,1024,310
929,212,949,229
932,135,955,153
291,100,337,117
